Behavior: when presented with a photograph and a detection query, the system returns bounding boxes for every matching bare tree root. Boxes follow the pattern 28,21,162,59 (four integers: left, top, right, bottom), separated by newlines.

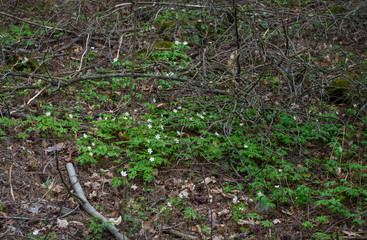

66,163,129,240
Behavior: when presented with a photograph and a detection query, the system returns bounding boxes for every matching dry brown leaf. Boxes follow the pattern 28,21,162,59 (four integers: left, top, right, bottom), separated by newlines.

108,216,122,225
57,219,69,228
52,185,63,194
202,177,217,184
44,142,65,152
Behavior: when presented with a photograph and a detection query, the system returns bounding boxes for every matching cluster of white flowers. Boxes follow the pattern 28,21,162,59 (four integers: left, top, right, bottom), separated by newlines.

197,113,204,119
174,40,188,45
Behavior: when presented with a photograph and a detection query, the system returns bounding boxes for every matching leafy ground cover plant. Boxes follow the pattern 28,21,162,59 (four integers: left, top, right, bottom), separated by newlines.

1,1,367,239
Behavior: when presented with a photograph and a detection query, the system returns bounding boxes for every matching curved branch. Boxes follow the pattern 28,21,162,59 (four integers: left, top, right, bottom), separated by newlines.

66,163,129,240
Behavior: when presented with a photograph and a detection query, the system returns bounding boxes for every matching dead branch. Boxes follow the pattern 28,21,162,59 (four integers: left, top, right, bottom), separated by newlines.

66,163,129,240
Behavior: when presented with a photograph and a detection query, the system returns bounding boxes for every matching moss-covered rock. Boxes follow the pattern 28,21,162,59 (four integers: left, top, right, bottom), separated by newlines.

327,77,352,103
139,41,174,59
4,54,46,73
329,6,348,15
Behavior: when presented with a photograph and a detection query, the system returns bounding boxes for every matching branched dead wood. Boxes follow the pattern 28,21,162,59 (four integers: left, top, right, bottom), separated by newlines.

66,163,129,240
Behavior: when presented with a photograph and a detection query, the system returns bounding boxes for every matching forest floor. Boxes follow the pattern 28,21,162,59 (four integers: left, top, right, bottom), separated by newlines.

0,1,367,239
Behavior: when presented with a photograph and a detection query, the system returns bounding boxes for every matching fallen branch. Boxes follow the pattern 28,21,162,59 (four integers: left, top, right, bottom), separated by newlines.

66,163,129,240
163,229,198,240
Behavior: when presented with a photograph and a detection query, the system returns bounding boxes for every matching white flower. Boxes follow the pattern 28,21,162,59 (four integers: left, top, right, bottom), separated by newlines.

104,117,107,120
125,112,130,116
167,201,172,207
275,185,280,188
69,114,73,118
87,146,92,151
336,111,339,115
174,40,180,45
92,142,95,146
244,144,248,149
173,109,177,113
121,171,127,177
148,124,152,129
178,106,182,109
160,125,164,130
89,152,93,157
155,134,160,140
278,169,282,172
174,138,179,143
199,115,204,120
149,157,155,162
353,104,357,108
257,192,264,197
293,116,297,120
239,207,245,211
179,192,185,199
239,123,244,126
113,58,118,62
177,131,182,136
166,72,174,76
153,98,156,103
33,229,39,235
189,117,193,121
202,112,206,115
147,139,150,143
183,41,188,45
109,110,113,113
147,119,152,123
83,133,88,138
90,46,95,50
45,112,51,116
215,132,220,136
148,148,153,154
123,116,128,120
232,196,238,204
339,146,343,152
